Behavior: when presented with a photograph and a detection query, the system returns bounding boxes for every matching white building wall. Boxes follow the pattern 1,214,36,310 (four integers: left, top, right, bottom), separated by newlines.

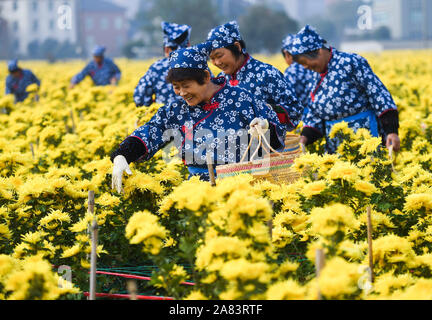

1,0,78,56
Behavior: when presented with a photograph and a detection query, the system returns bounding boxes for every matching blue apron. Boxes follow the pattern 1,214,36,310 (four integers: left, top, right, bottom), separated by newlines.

325,110,379,153
187,166,216,181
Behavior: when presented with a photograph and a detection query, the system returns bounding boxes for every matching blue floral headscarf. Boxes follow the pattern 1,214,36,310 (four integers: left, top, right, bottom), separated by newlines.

169,45,208,70
162,22,192,49
206,21,245,53
7,59,19,72
92,45,106,57
289,25,326,56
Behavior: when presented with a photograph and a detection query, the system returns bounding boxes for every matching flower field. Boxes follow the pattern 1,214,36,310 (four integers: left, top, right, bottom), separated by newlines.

0,51,432,300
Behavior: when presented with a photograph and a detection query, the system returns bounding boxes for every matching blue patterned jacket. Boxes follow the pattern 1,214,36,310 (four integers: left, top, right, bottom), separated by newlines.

71,58,121,86
5,69,40,103
301,48,399,153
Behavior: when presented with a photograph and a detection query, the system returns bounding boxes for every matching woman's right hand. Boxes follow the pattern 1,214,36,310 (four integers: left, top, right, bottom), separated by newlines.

300,136,308,145
112,155,132,193
299,136,308,154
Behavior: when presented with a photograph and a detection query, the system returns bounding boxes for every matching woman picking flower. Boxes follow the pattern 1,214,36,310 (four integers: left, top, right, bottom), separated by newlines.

285,25,400,154
111,45,286,190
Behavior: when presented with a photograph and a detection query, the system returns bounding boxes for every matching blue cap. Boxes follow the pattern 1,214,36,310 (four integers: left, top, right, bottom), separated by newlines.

161,22,192,49
206,21,244,53
169,45,208,70
92,45,106,57
8,59,19,72
289,25,326,56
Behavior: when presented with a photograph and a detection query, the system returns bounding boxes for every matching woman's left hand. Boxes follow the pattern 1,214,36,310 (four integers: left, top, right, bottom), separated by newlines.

386,133,400,152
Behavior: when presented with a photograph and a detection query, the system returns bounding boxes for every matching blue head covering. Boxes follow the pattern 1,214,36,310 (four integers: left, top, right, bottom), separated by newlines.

169,45,208,70
289,25,326,56
281,34,295,53
206,21,245,53
162,22,192,49
92,45,106,57
8,59,19,72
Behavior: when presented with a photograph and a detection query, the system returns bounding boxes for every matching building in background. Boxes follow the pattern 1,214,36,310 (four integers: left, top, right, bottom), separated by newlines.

78,0,128,57
0,16,10,59
0,0,128,59
108,0,140,19
278,0,326,23
373,0,432,40
0,0,78,58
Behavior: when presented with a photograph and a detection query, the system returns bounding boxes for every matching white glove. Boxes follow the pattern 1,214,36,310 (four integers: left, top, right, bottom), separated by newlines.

112,155,132,193
249,118,269,137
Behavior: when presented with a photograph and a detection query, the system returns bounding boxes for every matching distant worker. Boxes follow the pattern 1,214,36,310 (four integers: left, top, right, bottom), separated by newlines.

70,45,121,89
133,22,192,107
5,59,41,103
281,34,316,119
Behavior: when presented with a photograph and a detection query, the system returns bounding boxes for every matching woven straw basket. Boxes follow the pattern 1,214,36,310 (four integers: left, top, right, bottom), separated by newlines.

216,129,304,185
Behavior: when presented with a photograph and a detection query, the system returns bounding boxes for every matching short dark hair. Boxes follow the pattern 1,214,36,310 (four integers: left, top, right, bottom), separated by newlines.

225,40,246,58
293,49,320,62
166,68,208,85
292,44,330,62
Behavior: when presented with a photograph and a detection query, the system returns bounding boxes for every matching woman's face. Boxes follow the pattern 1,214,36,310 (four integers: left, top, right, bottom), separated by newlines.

295,49,328,73
172,79,207,106
209,47,239,75
93,55,103,64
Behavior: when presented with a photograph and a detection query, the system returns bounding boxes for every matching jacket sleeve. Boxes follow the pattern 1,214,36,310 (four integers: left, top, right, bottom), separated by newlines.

5,77,13,94
111,103,178,163
352,55,398,116
71,63,91,85
352,55,399,135
111,60,121,81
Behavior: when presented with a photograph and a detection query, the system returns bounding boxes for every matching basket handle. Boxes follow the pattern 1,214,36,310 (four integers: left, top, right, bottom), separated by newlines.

239,126,283,163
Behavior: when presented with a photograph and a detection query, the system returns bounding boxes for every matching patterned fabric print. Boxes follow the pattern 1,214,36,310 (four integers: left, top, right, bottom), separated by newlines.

71,57,121,86
218,55,303,131
284,62,317,115
281,34,295,52
134,58,177,107
5,69,40,103
303,48,398,153
206,21,244,52
289,25,325,56
169,46,208,70
130,77,286,180
162,22,191,48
